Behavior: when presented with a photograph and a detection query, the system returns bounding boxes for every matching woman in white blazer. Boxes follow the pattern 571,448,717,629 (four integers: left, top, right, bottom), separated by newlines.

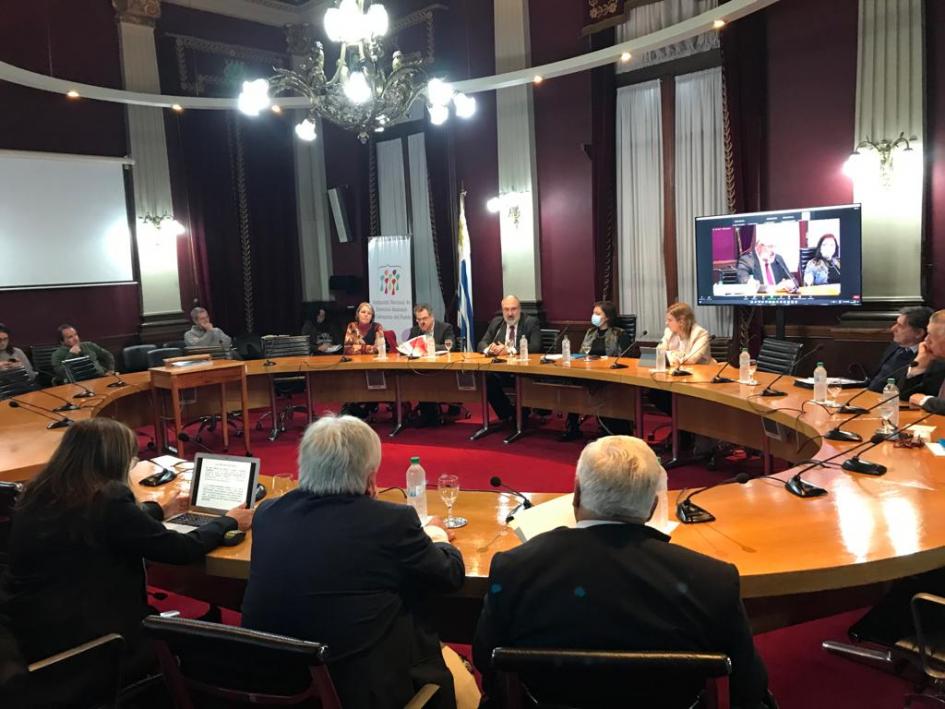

658,302,714,366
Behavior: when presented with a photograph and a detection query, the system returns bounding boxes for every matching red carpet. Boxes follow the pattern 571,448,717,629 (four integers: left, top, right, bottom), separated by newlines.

143,401,915,708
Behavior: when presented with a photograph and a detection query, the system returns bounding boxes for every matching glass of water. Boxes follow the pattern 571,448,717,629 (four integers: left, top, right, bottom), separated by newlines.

443,338,454,353
827,384,843,407
438,474,467,529
747,359,758,385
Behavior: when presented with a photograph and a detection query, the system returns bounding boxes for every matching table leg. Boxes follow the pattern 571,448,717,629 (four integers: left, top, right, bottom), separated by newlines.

305,372,313,425
151,385,165,453
663,391,685,469
634,386,645,439
220,382,229,452
267,376,280,442
503,376,525,444
170,384,183,458
470,372,493,440
241,372,251,455
762,432,773,476
390,374,405,437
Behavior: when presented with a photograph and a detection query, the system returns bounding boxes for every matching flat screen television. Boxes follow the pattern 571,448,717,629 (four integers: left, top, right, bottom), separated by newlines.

695,204,862,307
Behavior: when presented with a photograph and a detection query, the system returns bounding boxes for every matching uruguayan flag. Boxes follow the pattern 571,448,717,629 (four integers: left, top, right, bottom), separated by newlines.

456,192,474,351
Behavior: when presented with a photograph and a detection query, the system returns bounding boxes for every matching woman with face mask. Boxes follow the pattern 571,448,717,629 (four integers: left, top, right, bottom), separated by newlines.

559,301,633,442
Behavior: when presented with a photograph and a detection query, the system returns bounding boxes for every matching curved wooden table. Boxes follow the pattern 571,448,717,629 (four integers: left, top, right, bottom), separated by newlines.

3,354,944,611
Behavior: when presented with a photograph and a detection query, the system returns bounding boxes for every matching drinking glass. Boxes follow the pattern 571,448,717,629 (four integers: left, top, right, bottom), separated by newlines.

667,349,682,372
827,384,843,407
747,359,758,386
271,472,293,496
438,474,467,529
443,338,454,353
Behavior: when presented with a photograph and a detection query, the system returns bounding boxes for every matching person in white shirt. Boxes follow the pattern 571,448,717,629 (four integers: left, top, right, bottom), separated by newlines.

658,302,714,365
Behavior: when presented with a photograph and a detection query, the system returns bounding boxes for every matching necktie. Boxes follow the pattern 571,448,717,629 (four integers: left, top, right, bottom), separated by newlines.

764,260,775,286
508,324,516,349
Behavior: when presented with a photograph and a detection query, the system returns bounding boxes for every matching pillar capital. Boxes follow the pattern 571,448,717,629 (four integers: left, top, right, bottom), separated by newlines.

112,0,161,27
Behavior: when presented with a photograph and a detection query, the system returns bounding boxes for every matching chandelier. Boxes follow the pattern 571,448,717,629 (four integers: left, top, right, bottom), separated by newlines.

237,0,476,143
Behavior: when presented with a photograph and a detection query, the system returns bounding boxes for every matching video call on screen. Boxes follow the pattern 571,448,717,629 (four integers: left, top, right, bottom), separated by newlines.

694,204,863,307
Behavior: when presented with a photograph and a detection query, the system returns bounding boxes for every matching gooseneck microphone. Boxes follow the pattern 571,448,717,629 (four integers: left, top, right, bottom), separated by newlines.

838,359,916,415
36,389,80,412
106,371,128,388
759,344,824,397
709,358,735,384
610,330,648,370
67,380,98,399
539,330,564,364
9,399,73,429
490,475,533,522
840,412,936,475
825,391,901,443
676,473,750,524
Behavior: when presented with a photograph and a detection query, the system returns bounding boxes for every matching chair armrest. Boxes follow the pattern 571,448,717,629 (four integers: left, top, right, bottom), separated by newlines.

404,683,439,709
27,633,123,673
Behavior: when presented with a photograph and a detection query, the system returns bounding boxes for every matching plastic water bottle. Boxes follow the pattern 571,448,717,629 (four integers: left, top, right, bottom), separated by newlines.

813,362,828,403
405,456,427,520
654,343,666,372
376,335,387,359
561,336,571,366
881,378,900,432
739,348,751,383
519,335,528,361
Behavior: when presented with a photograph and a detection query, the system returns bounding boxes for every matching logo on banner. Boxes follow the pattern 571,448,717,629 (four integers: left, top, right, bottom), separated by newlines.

379,266,401,296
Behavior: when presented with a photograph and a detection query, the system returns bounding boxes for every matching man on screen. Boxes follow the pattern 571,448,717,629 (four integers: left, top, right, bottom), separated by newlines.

736,233,797,293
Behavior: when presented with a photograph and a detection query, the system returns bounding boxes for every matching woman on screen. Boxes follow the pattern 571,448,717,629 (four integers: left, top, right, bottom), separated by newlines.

0,418,253,697
343,302,386,355
803,234,841,286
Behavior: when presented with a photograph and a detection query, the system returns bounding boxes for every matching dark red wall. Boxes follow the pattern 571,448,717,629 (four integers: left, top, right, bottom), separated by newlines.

0,0,139,348
928,0,945,309
530,0,596,321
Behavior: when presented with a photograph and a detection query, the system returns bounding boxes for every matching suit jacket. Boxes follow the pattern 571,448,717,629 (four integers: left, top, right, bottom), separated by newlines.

0,482,234,680
241,491,465,709
736,252,796,290
921,395,945,415
408,321,456,348
477,315,542,355
899,359,945,400
473,524,769,708
868,343,918,393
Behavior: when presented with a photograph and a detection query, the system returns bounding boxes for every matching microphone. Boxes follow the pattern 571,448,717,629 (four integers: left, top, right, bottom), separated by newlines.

675,473,750,524
759,344,824,397
825,391,902,443
610,330,648,370
35,389,80,412
106,371,128,388
840,412,936,475
838,359,916,415
709,358,735,384
490,475,533,521
9,399,73,429
539,330,564,364
66,380,98,399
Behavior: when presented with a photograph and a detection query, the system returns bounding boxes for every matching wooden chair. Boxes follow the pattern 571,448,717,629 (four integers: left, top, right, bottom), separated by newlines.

491,647,731,709
143,615,439,709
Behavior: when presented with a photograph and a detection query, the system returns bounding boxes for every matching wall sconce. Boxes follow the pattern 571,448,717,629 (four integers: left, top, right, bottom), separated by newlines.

485,192,528,228
140,213,185,237
843,132,917,186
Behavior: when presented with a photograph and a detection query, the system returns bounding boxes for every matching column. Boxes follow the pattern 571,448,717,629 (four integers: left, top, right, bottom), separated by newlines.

113,0,187,326
494,0,542,307
286,23,334,302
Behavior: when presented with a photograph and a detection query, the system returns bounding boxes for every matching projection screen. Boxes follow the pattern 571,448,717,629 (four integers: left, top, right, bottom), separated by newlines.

0,150,134,289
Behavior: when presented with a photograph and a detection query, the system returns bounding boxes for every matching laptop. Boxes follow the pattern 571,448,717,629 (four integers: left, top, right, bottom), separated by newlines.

164,452,261,532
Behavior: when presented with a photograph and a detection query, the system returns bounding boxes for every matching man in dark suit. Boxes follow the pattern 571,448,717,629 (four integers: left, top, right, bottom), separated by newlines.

736,233,797,293
477,295,542,422
473,436,770,708
908,310,945,414
241,415,468,709
408,304,457,426
868,306,932,392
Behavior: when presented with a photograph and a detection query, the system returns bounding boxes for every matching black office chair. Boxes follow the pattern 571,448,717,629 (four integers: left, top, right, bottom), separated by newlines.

720,268,739,284
900,593,945,706
122,344,157,373
0,367,37,400
756,338,805,375
539,328,561,353
142,615,439,709
162,340,187,350
614,314,638,344
62,356,101,383
184,345,235,360
233,334,264,360
710,337,734,365
257,335,312,441
29,344,59,386
147,347,184,368
491,647,731,709
797,246,818,280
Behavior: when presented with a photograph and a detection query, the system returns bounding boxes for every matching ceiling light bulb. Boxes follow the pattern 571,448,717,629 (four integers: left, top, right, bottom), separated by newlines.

295,118,318,142
171,103,183,112
367,3,389,37
324,7,343,42
344,71,372,104
428,103,449,126
66,90,80,99
426,78,454,107
271,104,282,114
486,197,502,213
237,78,270,116
533,75,543,84
842,151,862,178
713,19,726,29
620,52,632,63
453,92,476,119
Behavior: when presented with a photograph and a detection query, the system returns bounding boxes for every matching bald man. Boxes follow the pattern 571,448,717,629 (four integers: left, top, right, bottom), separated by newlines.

477,295,542,422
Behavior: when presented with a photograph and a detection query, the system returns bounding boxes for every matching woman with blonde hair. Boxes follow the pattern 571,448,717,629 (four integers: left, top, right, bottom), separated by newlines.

343,302,386,355
658,302,713,365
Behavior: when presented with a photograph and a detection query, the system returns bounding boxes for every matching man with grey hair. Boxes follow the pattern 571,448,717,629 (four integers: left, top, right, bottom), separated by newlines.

473,436,770,708
241,414,468,708
183,306,232,350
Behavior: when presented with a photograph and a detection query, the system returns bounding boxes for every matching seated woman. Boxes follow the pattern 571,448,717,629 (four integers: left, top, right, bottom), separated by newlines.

302,304,341,354
803,234,841,286
344,302,385,355
0,418,253,699
559,301,632,441
0,323,35,380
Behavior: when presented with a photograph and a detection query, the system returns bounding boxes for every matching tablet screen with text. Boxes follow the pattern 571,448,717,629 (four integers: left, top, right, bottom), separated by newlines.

191,454,259,513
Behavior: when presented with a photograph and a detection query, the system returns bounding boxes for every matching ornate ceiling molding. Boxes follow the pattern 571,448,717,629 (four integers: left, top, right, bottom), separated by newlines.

112,0,162,26
161,0,330,28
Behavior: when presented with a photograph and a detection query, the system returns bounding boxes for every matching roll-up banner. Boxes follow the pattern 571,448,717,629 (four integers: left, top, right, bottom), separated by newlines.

367,235,414,342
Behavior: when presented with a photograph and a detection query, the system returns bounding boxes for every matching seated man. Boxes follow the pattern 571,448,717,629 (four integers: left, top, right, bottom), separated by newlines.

473,436,770,708
184,307,232,351
868,306,932,392
477,295,542,423
408,304,456,426
241,414,473,709
908,309,945,414
736,232,797,293
51,324,115,381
